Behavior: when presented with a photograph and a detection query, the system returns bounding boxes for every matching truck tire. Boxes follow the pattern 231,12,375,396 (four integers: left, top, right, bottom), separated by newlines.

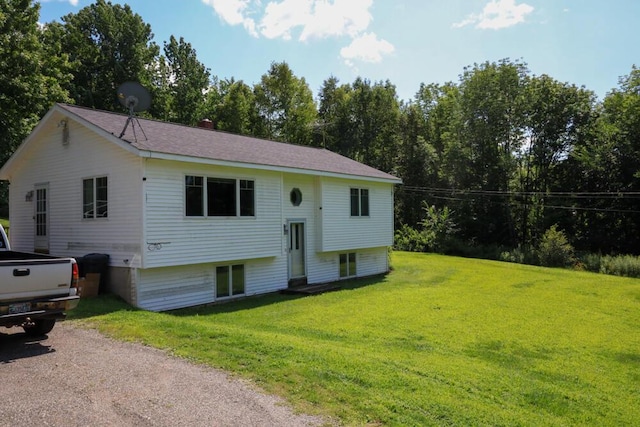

23,319,56,336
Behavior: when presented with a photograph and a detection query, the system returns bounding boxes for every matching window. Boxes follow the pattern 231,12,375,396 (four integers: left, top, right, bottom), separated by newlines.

216,264,245,298
185,175,254,217
208,178,235,216
290,188,302,206
185,176,204,216
350,188,369,217
339,252,357,278
83,176,108,219
240,180,255,216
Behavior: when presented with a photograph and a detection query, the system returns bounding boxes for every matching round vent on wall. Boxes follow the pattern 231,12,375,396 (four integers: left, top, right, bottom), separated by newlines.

290,188,302,206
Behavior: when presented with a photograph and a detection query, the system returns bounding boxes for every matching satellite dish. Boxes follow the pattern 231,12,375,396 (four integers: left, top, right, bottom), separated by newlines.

117,81,151,112
116,82,151,140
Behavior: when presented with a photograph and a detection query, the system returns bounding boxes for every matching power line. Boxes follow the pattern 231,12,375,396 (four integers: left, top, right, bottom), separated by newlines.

399,186,640,214
400,185,640,199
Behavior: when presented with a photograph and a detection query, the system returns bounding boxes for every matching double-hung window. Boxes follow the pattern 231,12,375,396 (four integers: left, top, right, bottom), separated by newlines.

83,176,108,219
350,188,369,217
185,175,255,217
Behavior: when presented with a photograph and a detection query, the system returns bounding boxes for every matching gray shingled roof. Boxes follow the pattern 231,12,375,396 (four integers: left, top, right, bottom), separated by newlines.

59,103,400,183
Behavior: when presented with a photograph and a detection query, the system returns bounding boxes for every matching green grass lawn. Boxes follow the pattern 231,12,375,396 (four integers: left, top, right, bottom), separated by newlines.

71,252,640,425
0,217,8,229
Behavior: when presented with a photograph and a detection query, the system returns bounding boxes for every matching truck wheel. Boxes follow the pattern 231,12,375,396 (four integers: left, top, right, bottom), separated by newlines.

23,319,56,336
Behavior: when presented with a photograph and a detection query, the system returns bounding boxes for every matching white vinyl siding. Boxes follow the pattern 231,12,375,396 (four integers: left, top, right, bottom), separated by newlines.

6,112,143,266
143,160,282,268
318,178,394,252
307,247,388,285
137,257,287,311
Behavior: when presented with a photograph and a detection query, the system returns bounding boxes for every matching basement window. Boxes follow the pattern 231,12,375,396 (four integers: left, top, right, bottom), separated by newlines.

339,252,357,278
216,264,245,298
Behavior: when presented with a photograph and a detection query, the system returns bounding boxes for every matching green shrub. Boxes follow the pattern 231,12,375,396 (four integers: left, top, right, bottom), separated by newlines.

394,204,459,254
538,225,575,268
576,252,602,273
394,224,431,252
421,204,458,253
600,255,640,278
500,246,537,265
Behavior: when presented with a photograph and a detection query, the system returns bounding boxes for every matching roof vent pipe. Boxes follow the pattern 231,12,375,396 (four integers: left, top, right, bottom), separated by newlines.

198,118,214,130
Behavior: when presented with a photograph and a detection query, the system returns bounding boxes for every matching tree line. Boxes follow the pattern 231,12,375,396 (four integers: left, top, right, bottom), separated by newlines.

1,0,639,256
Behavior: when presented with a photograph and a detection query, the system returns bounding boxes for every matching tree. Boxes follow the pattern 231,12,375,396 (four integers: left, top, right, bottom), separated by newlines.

395,103,438,227
215,80,256,135
455,59,528,246
160,35,210,125
566,66,640,254
253,62,317,145
57,0,159,111
0,0,71,215
347,78,401,172
316,76,353,152
518,75,595,245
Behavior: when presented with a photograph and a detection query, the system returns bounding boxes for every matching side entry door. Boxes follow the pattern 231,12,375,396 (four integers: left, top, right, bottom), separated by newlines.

288,221,306,279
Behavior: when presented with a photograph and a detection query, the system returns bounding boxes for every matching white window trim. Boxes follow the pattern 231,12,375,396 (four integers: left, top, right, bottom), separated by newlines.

215,264,246,300
82,175,109,220
350,187,370,217
184,175,256,218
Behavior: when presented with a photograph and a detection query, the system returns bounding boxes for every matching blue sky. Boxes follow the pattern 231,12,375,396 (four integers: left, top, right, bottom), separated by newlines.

38,0,639,103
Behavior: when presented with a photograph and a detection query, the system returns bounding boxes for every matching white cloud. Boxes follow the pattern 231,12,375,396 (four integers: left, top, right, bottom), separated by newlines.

257,0,373,41
201,0,258,37
340,32,394,64
453,0,534,30
202,0,393,66
40,0,79,5
259,0,312,40
298,0,373,41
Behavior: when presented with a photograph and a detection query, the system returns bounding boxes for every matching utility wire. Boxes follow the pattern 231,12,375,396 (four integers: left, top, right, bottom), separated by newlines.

400,186,640,214
400,185,640,198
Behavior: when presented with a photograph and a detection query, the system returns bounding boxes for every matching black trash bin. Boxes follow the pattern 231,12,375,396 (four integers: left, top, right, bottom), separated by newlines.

81,253,110,292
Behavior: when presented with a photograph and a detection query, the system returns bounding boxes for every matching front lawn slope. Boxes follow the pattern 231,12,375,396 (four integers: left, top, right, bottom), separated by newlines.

73,252,640,426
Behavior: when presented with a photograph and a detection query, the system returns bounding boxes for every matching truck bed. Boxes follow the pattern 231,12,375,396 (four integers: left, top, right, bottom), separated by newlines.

0,252,76,302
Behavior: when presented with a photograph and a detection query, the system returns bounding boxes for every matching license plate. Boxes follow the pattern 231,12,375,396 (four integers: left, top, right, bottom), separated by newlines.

8,302,31,314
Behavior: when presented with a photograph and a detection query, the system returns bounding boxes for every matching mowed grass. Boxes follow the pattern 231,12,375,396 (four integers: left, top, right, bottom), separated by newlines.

0,217,8,229
71,252,640,425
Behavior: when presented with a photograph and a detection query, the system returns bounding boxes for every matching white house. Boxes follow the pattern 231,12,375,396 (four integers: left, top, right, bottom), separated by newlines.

0,103,401,311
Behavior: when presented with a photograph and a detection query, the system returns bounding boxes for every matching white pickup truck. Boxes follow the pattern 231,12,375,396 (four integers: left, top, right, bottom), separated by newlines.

0,224,80,336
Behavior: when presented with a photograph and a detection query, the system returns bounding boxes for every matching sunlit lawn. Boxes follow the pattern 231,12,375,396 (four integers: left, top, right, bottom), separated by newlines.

71,252,640,425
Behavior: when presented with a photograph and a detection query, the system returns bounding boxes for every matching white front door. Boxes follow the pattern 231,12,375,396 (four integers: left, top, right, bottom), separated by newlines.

34,184,49,253
288,221,306,279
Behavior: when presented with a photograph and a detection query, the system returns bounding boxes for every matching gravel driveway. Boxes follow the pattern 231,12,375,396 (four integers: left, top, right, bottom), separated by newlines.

0,323,328,426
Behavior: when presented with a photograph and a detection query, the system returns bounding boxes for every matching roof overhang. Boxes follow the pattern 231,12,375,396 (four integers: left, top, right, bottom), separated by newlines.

139,150,402,184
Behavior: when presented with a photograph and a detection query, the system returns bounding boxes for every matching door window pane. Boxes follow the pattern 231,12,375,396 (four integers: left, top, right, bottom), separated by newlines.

36,188,47,236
